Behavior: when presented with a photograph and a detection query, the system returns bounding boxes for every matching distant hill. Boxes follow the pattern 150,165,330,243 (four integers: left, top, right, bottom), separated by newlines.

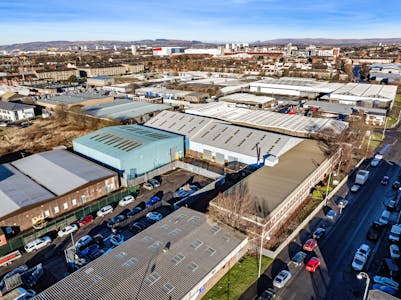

1,38,400,51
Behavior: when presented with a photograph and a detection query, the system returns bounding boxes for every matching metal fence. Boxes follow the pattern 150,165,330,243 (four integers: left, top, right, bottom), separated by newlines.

0,188,136,257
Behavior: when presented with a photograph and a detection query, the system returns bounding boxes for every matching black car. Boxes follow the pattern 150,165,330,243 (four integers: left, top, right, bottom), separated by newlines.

258,288,276,300
367,221,384,241
126,207,143,218
312,228,326,240
107,215,126,228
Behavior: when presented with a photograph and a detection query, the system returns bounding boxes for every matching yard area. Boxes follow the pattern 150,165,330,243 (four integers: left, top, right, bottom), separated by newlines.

202,255,272,300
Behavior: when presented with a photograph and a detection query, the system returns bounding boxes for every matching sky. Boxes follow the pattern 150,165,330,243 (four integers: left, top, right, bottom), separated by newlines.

0,0,400,45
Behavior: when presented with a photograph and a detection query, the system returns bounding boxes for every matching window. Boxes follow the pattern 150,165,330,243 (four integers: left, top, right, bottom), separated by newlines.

53,206,59,214
43,210,50,218
190,240,203,249
144,272,160,286
210,224,221,234
122,257,138,268
81,195,86,204
168,228,182,238
141,236,153,243
162,282,175,294
171,253,185,265
63,202,68,210
206,247,216,256
72,199,77,206
149,241,162,252
187,262,199,272
188,216,201,225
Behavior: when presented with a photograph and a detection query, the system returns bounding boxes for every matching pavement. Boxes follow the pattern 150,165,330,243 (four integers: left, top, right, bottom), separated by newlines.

242,125,401,300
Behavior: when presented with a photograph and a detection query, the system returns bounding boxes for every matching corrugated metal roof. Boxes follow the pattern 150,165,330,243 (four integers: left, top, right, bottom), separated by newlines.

0,164,55,218
0,101,34,111
73,125,181,161
33,207,247,300
330,83,397,102
11,149,116,196
220,93,275,105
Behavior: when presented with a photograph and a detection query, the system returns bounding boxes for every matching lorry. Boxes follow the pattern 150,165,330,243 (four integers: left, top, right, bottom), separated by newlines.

355,170,370,185
1,287,36,300
0,251,22,268
389,224,401,242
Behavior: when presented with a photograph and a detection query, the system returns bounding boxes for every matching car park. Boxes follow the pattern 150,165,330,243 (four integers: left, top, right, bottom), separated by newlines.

303,239,318,252
75,235,93,253
390,244,400,260
290,251,307,267
305,257,321,272
373,276,399,290
146,196,161,207
148,178,160,188
97,205,113,217
367,221,384,241
350,184,361,193
146,212,163,222
312,228,326,240
77,215,94,227
107,215,126,228
143,182,154,191
326,210,336,220
273,270,292,289
381,176,390,185
118,195,135,207
58,224,78,237
24,236,52,253
258,288,276,300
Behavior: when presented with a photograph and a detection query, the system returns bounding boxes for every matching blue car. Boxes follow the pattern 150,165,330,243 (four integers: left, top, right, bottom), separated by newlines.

146,196,161,207
373,283,397,296
326,210,336,220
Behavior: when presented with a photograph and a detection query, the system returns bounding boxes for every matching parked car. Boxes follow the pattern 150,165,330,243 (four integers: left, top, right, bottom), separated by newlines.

58,224,78,238
127,206,143,217
326,210,336,220
350,184,361,193
146,212,163,222
107,215,126,228
258,288,276,300
118,195,135,207
372,284,397,296
338,199,349,209
148,178,160,188
373,276,400,290
303,239,318,252
24,236,51,253
387,199,397,211
381,176,390,185
273,270,292,288
143,182,154,191
352,253,367,271
312,228,326,240
80,244,103,260
146,196,161,207
97,205,113,217
379,210,391,226
305,257,321,272
174,185,199,198
357,244,371,257
392,181,401,190
110,234,124,247
290,251,307,267
75,235,93,252
77,215,94,227
367,221,384,240
390,244,401,260
371,158,381,167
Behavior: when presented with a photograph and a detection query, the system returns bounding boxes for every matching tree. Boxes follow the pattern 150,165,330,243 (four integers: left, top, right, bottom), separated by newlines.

54,104,67,122
67,75,78,82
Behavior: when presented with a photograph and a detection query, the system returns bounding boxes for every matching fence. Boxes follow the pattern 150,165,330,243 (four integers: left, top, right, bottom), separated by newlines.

0,188,136,257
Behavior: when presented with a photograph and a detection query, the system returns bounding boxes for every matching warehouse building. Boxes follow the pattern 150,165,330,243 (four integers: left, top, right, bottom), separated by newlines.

219,93,275,109
210,139,341,248
145,110,303,166
83,99,170,123
87,76,114,87
185,102,348,138
0,101,35,122
73,125,184,180
0,149,118,232
135,87,209,104
35,92,114,109
33,207,248,300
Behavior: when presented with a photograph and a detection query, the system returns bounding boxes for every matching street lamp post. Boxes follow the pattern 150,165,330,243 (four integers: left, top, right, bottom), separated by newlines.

357,272,370,300
258,229,270,278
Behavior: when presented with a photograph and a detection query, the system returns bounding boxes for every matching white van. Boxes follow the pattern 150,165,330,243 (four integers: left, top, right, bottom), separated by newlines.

379,210,391,226
24,236,51,253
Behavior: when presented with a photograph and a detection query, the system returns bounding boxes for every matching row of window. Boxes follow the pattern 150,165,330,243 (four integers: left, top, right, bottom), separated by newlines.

42,195,86,217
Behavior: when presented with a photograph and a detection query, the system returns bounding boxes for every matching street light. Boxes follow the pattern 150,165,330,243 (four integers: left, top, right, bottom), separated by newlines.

356,271,370,300
258,230,270,278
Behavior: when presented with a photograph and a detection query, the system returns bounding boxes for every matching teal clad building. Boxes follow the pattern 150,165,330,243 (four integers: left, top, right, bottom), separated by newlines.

72,125,184,179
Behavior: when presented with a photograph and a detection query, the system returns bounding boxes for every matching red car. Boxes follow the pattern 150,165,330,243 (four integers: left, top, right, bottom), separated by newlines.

303,239,318,252
306,257,321,272
77,215,94,227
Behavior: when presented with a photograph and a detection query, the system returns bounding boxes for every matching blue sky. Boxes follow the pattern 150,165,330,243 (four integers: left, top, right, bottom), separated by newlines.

0,0,400,44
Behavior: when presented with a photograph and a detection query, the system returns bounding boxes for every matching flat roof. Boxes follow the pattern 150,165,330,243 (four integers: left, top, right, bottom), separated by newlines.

0,101,34,111
83,100,170,121
36,93,111,105
243,140,327,218
251,77,343,93
185,102,348,137
33,207,247,300
135,87,193,97
219,93,275,105
11,149,116,196
305,101,387,116
330,83,397,102
0,164,55,219
73,125,181,160
188,78,246,86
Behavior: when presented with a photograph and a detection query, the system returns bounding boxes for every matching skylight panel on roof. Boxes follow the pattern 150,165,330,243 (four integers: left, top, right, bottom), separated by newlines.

144,272,160,286
187,262,199,272
171,253,185,265
162,282,175,294
210,224,221,234
190,239,203,249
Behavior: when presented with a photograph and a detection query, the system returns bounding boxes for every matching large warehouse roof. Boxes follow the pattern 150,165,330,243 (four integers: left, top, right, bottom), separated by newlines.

33,207,247,300
329,83,397,102
73,125,181,160
11,149,116,196
83,100,170,121
0,164,54,219
36,92,112,106
145,110,303,158
219,93,275,105
185,102,348,137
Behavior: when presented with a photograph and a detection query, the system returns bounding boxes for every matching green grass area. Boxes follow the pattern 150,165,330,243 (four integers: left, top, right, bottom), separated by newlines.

370,132,383,150
394,94,401,107
202,255,272,300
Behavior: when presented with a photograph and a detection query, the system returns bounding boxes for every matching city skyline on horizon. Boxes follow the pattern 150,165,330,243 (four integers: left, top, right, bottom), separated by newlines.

1,0,401,45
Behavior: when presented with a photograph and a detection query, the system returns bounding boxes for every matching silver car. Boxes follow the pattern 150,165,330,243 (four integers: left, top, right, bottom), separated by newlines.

273,270,292,288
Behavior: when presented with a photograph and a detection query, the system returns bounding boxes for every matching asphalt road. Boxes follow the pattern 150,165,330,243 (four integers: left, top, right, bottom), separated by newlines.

247,127,401,300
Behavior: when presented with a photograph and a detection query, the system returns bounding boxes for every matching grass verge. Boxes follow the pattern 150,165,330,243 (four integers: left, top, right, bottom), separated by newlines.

202,255,272,300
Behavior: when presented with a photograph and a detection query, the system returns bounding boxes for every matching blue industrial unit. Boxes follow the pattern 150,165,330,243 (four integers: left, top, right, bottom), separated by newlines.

73,125,184,179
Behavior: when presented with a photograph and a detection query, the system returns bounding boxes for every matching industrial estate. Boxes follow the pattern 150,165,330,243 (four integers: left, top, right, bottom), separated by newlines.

0,16,401,300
